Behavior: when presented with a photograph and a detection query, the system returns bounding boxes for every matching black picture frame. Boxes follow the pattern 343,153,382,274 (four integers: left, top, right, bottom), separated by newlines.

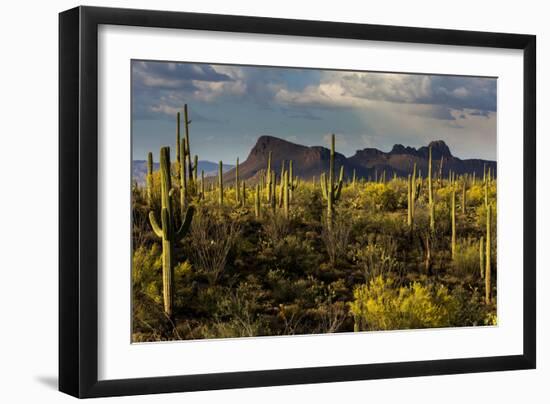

59,6,536,398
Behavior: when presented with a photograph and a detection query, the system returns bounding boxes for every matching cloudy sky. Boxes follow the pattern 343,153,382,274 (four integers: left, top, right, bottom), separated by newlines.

132,60,497,163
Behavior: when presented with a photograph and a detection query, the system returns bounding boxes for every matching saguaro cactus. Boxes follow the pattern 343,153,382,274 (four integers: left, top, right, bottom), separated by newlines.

462,179,466,214
184,104,193,184
451,187,456,259
411,162,417,215
283,170,290,218
241,181,246,206
479,236,485,279
320,134,344,227
428,146,435,232
175,112,181,179
199,170,205,201
146,152,154,206
288,160,298,202
352,169,356,189
438,156,444,186
485,204,492,304
179,142,188,214
218,161,224,206
235,157,240,204
265,151,272,203
407,174,413,228
254,184,261,218
149,146,195,319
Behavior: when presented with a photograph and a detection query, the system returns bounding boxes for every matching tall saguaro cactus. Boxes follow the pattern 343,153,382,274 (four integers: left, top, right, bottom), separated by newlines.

288,160,298,202
283,170,290,218
149,146,195,319
462,179,466,214
254,184,261,218
485,204,492,304
320,134,344,228
184,104,193,184
265,151,273,203
179,141,188,215
428,146,435,232
479,236,485,279
200,170,205,200
451,187,456,259
146,152,154,207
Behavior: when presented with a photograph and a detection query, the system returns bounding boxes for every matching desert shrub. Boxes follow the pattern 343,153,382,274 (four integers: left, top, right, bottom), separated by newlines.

351,234,403,281
321,213,352,266
449,285,489,327
190,208,241,285
132,244,162,304
452,238,481,277
262,210,290,244
209,277,269,338
257,233,321,275
358,183,399,211
349,276,459,331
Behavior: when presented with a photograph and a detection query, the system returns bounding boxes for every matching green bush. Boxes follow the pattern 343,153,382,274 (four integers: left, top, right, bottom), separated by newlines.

349,276,459,331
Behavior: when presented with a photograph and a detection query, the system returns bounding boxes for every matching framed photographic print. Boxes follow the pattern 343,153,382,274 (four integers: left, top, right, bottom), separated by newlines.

59,6,536,398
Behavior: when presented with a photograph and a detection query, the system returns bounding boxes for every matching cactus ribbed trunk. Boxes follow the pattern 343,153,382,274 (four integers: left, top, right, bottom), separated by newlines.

184,104,192,184
271,171,277,210
175,112,181,179
320,134,344,229
484,174,489,208
283,171,289,218
265,151,272,203
411,163,417,218
462,179,466,214
451,187,456,260
438,156,444,186
485,204,492,304
352,169,356,189
148,146,194,319
200,170,204,200
146,152,154,206
479,236,485,279
242,181,246,206
179,141,188,215
254,184,261,218
218,161,223,206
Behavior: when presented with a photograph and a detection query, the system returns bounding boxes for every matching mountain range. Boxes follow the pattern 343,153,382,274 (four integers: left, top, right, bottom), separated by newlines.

222,135,496,183
133,135,496,184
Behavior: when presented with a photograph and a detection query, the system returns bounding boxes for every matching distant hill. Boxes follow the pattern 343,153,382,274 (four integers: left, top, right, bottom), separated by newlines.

222,135,496,183
132,160,234,185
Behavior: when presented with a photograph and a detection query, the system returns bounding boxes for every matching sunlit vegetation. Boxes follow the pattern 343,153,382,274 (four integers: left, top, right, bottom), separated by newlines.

132,106,497,342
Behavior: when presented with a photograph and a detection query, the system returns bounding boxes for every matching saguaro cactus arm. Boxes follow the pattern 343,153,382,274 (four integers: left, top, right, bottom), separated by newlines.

148,211,163,238
176,206,195,239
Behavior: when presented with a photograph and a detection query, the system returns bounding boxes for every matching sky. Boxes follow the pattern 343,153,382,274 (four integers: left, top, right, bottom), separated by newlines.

132,60,497,163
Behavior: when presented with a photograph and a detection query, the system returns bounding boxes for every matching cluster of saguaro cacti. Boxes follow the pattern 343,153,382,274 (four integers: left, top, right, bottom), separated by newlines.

148,146,195,319
320,134,344,228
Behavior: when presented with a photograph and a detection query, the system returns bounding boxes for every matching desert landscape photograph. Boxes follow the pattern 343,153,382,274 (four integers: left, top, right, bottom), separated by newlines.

131,60,497,342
